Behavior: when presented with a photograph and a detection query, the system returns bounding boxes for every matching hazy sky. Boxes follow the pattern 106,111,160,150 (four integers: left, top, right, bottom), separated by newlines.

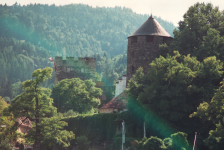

1,0,224,26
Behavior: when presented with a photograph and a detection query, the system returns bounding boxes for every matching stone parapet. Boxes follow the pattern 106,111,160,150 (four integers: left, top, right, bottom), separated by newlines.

54,57,96,85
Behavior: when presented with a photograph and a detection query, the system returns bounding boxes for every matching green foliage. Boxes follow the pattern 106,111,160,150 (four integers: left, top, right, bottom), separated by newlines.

169,2,224,62
9,67,74,149
38,117,75,149
51,78,102,113
0,138,14,150
60,109,79,117
0,4,175,87
65,113,118,142
170,132,189,150
191,79,224,149
142,136,166,150
76,136,91,150
133,132,189,150
0,96,18,149
128,51,223,122
113,136,135,150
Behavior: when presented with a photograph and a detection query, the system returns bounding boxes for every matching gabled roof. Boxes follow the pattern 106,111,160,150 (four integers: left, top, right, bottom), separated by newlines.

129,15,172,37
16,117,32,128
100,91,128,109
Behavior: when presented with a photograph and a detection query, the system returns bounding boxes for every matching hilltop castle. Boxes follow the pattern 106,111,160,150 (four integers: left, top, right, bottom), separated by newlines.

100,15,173,113
126,15,172,82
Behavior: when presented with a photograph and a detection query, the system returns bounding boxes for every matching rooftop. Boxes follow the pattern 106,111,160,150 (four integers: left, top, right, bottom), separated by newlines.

129,15,172,37
100,91,128,109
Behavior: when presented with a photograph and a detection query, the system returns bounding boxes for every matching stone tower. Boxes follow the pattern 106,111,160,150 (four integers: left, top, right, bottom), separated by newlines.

127,15,173,83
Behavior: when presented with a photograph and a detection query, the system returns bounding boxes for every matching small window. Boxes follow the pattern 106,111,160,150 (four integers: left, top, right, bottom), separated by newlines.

131,37,137,44
146,36,154,42
163,37,167,43
132,65,135,73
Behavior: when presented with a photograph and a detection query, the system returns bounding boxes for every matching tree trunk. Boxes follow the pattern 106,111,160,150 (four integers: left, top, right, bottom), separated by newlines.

34,86,40,150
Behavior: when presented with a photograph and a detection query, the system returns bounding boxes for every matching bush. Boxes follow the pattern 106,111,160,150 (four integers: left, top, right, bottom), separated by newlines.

76,136,91,150
142,136,166,150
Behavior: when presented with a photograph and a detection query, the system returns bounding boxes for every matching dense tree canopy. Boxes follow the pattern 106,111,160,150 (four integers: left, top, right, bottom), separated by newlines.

9,67,74,149
169,3,224,61
51,78,102,113
128,3,224,150
191,79,224,150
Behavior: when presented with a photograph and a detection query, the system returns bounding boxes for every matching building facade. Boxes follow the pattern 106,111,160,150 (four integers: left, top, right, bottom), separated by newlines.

126,15,173,83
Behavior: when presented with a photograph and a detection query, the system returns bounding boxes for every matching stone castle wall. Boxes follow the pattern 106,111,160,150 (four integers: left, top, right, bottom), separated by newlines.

54,56,96,85
127,35,172,83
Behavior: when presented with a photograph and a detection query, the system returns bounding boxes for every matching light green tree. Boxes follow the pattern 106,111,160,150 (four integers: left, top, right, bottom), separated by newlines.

9,67,74,150
51,78,102,113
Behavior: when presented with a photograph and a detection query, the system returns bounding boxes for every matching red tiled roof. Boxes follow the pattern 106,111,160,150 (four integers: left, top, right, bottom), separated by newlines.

100,91,128,109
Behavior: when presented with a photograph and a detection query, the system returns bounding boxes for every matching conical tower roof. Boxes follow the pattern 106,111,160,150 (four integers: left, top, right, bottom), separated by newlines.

129,15,172,37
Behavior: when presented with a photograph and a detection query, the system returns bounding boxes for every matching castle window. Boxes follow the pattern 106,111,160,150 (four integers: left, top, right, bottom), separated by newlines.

131,37,137,44
163,37,167,43
132,65,135,73
163,37,171,45
81,68,85,73
146,36,154,42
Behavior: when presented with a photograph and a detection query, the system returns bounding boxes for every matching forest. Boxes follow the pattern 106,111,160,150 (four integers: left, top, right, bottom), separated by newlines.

2,1,224,150
0,3,175,100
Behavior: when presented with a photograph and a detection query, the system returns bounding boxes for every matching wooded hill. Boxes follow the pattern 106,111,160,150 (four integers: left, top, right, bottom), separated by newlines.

0,3,176,98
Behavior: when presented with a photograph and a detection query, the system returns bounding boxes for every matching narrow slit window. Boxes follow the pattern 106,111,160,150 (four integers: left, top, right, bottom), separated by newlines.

132,65,135,73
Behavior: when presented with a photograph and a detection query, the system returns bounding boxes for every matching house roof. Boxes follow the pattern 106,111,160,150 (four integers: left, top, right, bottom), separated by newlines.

16,117,32,128
129,15,172,38
100,91,128,109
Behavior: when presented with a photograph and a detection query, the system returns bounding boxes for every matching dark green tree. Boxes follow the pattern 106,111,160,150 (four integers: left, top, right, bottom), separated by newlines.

127,51,223,142
76,136,91,150
169,2,224,61
191,79,224,150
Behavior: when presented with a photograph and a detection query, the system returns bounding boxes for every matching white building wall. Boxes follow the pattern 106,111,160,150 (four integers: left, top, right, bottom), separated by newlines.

115,75,127,97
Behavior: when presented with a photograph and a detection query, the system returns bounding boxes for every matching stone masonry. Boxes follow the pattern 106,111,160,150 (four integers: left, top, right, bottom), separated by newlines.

127,35,172,83
54,56,96,85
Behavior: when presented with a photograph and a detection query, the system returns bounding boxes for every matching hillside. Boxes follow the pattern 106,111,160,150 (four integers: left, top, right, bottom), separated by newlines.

0,3,176,97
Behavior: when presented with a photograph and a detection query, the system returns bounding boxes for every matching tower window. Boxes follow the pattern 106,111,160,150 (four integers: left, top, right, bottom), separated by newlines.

132,65,135,73
146,36,154,42
131,37,137,44
163,37,167,43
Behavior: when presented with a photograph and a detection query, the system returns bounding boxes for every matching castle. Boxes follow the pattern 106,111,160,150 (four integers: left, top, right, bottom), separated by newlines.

126,15,172,82
54,56,96,85
100,15,173,113
53,15,173,113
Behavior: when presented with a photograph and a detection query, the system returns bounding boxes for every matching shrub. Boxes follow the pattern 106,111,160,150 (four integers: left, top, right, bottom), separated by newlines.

76,136,91,150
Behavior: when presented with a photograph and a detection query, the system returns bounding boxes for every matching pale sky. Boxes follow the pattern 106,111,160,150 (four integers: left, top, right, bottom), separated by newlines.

1,0,224,26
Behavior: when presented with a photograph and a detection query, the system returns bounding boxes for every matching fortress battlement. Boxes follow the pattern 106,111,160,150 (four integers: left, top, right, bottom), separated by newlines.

54,56,96,85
